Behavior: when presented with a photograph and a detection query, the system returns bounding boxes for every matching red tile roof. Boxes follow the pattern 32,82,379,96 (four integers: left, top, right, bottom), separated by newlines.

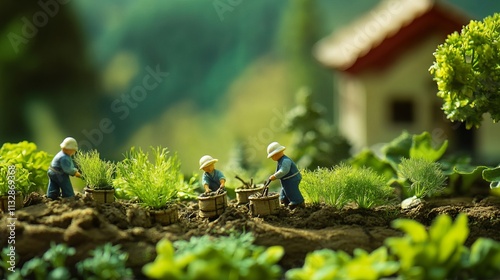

315,0,470,74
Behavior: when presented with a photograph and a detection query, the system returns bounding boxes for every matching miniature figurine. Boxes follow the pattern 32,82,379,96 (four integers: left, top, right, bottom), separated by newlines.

199,155,226,193
267,142,304,209
46,137,82,200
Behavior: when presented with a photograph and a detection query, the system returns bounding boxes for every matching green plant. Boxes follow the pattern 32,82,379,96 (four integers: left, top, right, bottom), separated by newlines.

76,243,133,280
3,242,75,280
115,146,189,209
0,141,52,195
301,164,393,209
301,167,342,206
482,165,500,189
462,237,500,279
386,214,469,280
342,165,393,209
0,163,33,196
398,158,447,198
286,213,500,280
143,233,284,280
3,242,134,280
286,247,399,280
74,150,115,190
429,13,500,129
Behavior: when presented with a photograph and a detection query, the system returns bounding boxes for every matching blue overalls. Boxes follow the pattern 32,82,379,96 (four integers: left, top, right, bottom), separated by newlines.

202,169,226,192
276,155,304,206
46,151,77,199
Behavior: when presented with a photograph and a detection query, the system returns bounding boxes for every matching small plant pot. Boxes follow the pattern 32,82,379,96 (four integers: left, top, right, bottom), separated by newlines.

0,192,24,213
248,192,280,216
84,187,115,203
151,205,179,226
198,191,227,218
235,186,265,205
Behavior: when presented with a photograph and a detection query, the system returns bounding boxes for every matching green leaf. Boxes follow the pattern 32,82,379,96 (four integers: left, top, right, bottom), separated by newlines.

391,219,428,243
410,131,448,161
381,131,412,169
482,166,500,182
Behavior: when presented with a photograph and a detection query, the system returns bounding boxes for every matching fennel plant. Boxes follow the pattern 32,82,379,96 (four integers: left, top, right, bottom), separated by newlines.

115,146,181,210
398,157,446,198
74,150,115,190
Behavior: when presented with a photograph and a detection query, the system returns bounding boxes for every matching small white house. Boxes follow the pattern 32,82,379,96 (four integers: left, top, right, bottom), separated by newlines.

315,0,500,163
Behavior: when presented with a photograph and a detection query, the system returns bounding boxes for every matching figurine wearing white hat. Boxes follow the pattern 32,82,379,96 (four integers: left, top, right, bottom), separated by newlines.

199,155,226,193
267,142,304,209
46,137,82,200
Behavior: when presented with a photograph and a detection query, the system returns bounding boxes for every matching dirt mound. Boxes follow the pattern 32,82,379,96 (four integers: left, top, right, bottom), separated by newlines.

1,193,500,277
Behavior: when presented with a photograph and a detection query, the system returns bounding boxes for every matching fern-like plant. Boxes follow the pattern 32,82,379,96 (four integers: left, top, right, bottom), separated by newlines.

74,150,115,190
115,146,183,210
398,157,446,198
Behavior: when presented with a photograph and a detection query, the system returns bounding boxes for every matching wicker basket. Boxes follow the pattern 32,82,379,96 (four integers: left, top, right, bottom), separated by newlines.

84,187,115,203
235,186,264,204
0,192,23,213
198,191,227,218
151,206,179,226
248,192,280,216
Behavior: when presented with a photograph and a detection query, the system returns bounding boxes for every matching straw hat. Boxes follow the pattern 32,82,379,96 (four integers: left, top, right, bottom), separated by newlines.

60,137,78,150
199,155,218,169
267,142,285,158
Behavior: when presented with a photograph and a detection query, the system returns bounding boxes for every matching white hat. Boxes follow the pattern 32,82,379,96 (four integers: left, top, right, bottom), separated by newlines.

199,155,218,169
60,137,78,150
267,142,285,158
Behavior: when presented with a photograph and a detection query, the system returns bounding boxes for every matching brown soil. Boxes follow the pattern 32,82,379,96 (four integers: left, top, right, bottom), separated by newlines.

1,193,500,278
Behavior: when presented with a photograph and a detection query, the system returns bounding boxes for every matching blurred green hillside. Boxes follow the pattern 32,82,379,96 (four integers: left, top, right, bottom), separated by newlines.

1,0,499,174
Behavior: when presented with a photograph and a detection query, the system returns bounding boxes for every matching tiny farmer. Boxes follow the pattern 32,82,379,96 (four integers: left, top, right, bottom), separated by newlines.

199,155,226,193
267,142,304,209
46,137,82,200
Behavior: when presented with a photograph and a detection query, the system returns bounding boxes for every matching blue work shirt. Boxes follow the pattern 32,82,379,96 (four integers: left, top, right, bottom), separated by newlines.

202,169,226,191
274,155,301,181
50,151,78,176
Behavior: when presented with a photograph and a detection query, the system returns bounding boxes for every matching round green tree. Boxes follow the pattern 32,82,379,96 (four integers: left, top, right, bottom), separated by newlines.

429,13,500,129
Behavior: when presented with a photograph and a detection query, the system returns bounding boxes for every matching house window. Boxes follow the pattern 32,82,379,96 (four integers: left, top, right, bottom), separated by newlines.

390,100,414,123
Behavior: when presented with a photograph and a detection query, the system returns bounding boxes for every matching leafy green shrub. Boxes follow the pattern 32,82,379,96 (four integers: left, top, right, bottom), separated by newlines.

462,237,500,279
143,233,284,280
4,242,75,280
287,213,500,280
0,141,52,195
0,163,32,196
3,242,133,280
76,243,133,280
398,158,446,198
429,13,500,129
286,247,399,280
74,149,115,190
115,146,194,209
386,213,469,280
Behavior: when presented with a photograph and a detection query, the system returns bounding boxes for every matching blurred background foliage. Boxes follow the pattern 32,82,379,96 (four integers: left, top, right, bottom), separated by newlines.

0,0,498,178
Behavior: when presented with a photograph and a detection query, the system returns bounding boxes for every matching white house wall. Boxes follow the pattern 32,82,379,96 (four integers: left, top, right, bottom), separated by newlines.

337,32,500,162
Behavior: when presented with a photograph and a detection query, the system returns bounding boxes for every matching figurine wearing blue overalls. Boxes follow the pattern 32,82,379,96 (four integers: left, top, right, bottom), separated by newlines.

46,137,81,200
199,155,226,193
267,142,304,209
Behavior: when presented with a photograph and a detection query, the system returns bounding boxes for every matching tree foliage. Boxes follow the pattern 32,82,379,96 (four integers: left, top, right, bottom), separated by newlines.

284,88,351,170
429,13,500,129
